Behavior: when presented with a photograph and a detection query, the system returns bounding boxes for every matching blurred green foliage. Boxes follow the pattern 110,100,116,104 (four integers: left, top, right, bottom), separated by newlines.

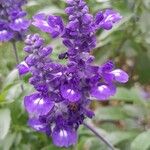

0,0,150,150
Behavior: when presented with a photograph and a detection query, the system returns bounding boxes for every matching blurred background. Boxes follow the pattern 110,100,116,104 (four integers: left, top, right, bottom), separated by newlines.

0,0,150,150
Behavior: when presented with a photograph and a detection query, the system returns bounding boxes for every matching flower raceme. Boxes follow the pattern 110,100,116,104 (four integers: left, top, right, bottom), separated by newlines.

18,0,129,148
0,0,30,42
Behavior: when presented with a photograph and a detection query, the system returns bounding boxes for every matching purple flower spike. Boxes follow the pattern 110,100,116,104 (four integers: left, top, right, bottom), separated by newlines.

17,61,29,75
24,93,54,117
91,84,116,100
111,69,129,83
21,0,128,147
61,84,81,102
52,127,78,147
0,0,30,42
32,14,64,38
95,9,122,30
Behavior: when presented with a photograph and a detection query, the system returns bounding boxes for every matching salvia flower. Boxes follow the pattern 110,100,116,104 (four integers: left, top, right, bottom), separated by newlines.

19,0,129,148
0,0,30,42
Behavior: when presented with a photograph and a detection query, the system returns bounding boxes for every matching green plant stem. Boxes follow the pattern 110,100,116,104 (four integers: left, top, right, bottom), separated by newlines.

83,122,116,150
12,41,24,92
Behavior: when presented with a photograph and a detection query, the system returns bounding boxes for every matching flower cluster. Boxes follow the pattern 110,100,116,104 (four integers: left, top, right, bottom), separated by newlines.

18,0,128,148
0,0,30,42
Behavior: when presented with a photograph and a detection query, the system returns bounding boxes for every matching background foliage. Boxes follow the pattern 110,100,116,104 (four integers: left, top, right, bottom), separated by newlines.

0,0,150,150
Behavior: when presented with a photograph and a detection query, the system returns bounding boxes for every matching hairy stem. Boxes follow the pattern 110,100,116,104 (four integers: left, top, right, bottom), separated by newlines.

12,41,24,92
83,122,116,150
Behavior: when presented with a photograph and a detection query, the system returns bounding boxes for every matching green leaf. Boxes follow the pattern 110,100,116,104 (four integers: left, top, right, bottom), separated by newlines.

4,69,18,87
130,130,150,150
0,109,11,140
111,87,145,104
109,131,139,145
82,137,114,150
95,106,128,121
0,133,16,150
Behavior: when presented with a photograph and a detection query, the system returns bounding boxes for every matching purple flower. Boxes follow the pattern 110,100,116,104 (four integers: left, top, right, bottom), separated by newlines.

24,93,54,117
110,69,129,83
52,126,78,147
28,118,49,133
0,0,30,42
95,9,122,30
32,13,64,38
0,30,13,41
61,84,81,102
20,0,128,148
91,84,116,100
17,61,29,75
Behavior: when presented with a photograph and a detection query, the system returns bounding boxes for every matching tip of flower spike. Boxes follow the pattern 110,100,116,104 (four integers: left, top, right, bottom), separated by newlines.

52,127,78,147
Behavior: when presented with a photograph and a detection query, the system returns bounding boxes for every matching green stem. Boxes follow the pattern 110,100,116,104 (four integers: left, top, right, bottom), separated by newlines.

83,122,116,150
12,41,24,92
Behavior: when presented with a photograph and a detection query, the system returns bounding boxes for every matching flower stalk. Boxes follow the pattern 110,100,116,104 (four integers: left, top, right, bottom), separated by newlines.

83,122,116,150
12,41,24,92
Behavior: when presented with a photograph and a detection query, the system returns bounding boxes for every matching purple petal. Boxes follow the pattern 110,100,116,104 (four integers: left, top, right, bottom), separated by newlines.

61,84,81,102
0,30,13,41
24,93,54,117
32,13,52,33
91,84,116,100
52,127,77,147
99,60,114,73
9,18,30,31
33,14,64,38
110,69,129,83
95,11,104,25
28,117,51,136
17,61,29,75
95,9,122,30
47,15,64,38
28,118,46,132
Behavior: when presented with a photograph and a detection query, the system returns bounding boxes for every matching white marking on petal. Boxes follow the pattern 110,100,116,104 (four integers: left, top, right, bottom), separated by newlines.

0,30,7,35
42,21,49,27
105,15,114,22
15,18,23,24
67,89,75,95
55,72,62,76
98,85,107,92
63,130,68,137
34,124,44,130
59,129,68,137
112,69,121,77
21,61,29,68
34,98,44,105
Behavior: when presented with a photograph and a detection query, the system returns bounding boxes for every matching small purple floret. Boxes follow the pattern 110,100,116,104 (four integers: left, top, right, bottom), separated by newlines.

52,127,78,147
24,93,54,117
95,9,122,30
